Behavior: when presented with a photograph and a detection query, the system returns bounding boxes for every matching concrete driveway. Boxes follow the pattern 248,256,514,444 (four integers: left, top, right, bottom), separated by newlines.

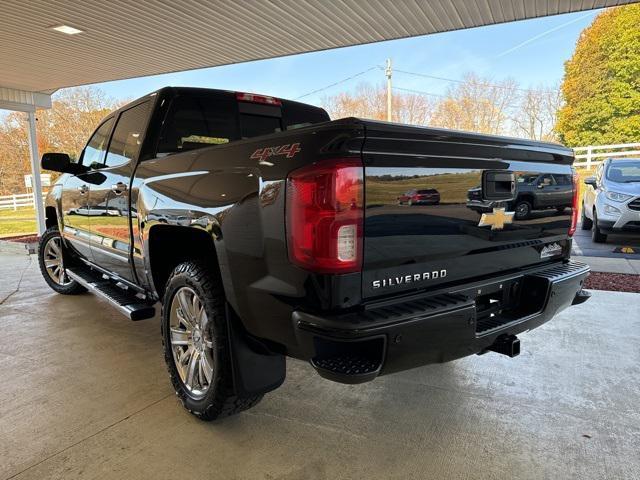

1,252,639,480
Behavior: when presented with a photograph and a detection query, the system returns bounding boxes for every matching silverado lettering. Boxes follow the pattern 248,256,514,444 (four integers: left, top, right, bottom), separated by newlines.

38,86,590,421
372,270,448,289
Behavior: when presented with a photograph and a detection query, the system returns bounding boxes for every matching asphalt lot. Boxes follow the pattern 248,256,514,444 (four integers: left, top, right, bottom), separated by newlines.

1,251,640,480
572,221,640,259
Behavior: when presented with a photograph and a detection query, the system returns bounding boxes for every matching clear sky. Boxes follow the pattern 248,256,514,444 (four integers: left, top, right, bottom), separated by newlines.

63,10,599,108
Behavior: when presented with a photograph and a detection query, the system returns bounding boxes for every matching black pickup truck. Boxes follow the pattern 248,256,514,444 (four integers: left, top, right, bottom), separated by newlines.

39,87,590,420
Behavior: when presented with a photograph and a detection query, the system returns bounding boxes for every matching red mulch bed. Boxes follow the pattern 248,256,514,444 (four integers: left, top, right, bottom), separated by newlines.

1,234,39,243
584,272,640,293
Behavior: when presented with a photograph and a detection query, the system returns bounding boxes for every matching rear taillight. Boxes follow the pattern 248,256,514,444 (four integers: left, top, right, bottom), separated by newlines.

569,171,579,236
286,159,364,273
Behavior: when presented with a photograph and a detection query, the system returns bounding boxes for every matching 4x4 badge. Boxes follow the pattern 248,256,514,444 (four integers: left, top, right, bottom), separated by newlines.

478,207,515,230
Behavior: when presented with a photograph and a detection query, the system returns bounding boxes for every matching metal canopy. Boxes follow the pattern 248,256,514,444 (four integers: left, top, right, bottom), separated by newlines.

1,0,637,96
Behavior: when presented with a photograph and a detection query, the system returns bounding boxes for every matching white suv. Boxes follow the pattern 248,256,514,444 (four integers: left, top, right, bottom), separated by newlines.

582,158,640,243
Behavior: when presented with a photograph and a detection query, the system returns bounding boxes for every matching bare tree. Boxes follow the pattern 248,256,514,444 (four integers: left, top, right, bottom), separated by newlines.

322,83,433,126
512,84,563,142
430,73,519,135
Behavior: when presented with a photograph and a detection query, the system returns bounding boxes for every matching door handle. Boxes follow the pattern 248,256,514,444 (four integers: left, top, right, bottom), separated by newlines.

77,185,88,195
111,182,128,195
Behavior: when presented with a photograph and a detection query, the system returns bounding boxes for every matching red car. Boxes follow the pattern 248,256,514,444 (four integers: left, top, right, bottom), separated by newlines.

398,188,440,205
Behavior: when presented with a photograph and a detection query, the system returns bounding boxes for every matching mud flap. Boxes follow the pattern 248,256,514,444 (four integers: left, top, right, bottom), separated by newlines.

226,304,286,397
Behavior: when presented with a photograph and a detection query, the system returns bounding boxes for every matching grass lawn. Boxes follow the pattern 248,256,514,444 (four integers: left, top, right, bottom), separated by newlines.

367,168,596,207
0,207,37,237
0,206,128,238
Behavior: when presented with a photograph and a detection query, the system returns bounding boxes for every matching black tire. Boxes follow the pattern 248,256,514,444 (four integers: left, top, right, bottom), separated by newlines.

591,210,607,243
514,200,532,220
38,227,86,295
161,261,262,421
581,204,593,230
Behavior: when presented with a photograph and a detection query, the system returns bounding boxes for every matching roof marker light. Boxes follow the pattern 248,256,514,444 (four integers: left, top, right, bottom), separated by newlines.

236,92,282,106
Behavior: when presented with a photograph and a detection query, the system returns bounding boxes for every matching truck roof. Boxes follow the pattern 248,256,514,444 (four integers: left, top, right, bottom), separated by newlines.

117,86,329,118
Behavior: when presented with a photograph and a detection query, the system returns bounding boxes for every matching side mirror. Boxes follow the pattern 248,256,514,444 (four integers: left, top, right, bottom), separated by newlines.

584,176,597,188
41,153,84,174
537,183,545,189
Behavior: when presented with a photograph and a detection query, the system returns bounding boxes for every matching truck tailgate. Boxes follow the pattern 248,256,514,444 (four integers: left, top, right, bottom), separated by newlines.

361,121,575,299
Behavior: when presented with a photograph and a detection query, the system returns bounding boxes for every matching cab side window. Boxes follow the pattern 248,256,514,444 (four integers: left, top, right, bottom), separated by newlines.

538,174,555,186
104,102,151,168
553,174,571,186
81,118,115,169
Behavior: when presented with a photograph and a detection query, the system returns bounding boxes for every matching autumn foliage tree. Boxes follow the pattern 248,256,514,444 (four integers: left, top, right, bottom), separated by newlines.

556,4,640,146
0,87,123,195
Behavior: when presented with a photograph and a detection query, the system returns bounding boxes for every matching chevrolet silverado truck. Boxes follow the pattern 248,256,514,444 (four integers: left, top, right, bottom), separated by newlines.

38,87,590,420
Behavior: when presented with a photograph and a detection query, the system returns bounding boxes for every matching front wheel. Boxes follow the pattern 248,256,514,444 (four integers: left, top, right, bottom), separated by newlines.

581,204,593,230
161,261,262,421
38,227,86,295
514,200,532,220
591,211,608,243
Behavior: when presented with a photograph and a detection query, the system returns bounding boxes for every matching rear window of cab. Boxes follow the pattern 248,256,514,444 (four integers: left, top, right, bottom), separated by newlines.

156,93,330,157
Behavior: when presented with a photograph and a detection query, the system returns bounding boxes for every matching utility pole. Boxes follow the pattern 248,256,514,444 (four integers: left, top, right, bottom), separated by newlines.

385,58,392,122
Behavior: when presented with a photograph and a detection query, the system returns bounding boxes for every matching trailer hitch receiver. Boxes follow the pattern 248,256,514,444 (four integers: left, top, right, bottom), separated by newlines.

488,334,520,358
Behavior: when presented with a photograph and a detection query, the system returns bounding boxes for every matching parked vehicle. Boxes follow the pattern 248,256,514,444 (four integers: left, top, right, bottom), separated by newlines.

397,188,440,205
467,173,574,219
581,158,640,243
38,87,590,420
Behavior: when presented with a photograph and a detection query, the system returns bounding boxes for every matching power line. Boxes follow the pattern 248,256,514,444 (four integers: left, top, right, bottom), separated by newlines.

294,66,379,99
294,63,556,103
394,85,522,109
392,86,446,98
393,68,559,94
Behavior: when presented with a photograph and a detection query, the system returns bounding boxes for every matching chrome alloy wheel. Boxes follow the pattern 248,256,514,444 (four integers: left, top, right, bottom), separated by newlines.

43,236,72,286
169,287,215,399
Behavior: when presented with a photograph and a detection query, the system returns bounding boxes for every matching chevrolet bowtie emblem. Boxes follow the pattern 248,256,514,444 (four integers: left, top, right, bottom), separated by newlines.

478,207,515,230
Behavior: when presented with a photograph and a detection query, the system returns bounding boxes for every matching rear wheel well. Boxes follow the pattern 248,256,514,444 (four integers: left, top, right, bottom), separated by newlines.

45,206,57,229
148,225,220,299
515,193,534,205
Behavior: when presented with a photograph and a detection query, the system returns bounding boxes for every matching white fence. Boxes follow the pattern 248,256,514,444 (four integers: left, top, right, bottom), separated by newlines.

573,143,640,169
0,192,47,211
